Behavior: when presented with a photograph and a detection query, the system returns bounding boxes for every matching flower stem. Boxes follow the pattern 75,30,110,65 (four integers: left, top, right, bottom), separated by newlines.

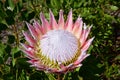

57,74,63,80
13,24,19,46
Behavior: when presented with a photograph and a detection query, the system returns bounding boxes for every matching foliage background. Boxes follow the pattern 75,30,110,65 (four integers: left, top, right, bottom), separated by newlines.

0,0,120,80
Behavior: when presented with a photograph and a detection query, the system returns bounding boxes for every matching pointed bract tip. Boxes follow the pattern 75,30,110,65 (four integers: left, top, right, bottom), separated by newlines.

69,8,72,14
60,9,63,12
40,12,43,17
49,9,52,14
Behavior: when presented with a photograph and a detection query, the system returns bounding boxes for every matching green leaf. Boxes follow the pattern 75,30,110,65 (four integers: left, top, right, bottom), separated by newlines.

8,0,15,11
47,73,56,80
6,10,14,17
110,5,118,11
0,56,3,64
11,47,20,56
0,6,7,18
15,58,30,69
0,23,8,32
12,58,16,67
8,35,15,44
5,45,11,54
28,11,35,20
5,17,15,25
29,71,49,80
0,43,6,57
50,0,60,9
115,54,120,60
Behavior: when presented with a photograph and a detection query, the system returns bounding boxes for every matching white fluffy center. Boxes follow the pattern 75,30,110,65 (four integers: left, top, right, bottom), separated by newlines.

40,30,78,64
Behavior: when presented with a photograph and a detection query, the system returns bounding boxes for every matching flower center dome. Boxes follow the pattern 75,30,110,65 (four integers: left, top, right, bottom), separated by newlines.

39,30,80,65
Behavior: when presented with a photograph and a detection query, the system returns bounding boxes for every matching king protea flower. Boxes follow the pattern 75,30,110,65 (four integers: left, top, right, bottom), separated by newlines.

21,9,94,74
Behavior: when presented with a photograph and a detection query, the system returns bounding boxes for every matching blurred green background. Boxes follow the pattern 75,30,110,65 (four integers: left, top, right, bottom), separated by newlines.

0,0,120,80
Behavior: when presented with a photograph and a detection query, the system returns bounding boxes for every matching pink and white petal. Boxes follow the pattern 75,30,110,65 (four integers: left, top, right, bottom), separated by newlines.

50,64,68,73
80,25,92,47
33,20,41,30
84,26,92,41
23,31,36,46
72,17,81,31
80,32,85,47
58,10,64,29
26,22,38,40
33,20,45,35
49,9,58,29
65,9,73,32
47,65,67,73
33,20,43,37
69,64,82,71
21,49,35,59
74,64,82,68
27,59,38,64
81,37,94,52
79,23,88,47
27,57,47,71
74,51,90,65
58,67,68,73
21,45,35,58
72,17,83,38
20,43,34,51
36,67,46,71
76,19,83,39
66,63,74,69
33,61,46,69
40,12,52,32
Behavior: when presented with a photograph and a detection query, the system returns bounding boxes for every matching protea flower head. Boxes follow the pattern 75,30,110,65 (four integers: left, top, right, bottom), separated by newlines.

21,9,94,74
